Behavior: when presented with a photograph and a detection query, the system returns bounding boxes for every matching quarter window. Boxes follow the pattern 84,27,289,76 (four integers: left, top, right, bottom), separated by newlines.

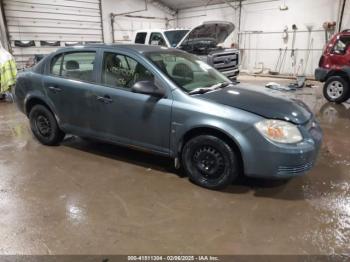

149,33,166,46
51,54,63,76
102,52,154,89
50,51,96,82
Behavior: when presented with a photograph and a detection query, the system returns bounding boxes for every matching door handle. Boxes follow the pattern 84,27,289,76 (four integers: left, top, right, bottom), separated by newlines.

48,86,62,93
96,95,113,104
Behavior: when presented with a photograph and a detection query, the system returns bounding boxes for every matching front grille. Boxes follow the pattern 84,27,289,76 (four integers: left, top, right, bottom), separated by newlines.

208,49,239,79
277,162,313,176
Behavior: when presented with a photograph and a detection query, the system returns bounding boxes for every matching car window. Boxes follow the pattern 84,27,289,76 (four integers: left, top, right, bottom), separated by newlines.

333,36,350,55
149,33,166,46
54,52,96,82
102,52,154,89
164,30,189,47
146,51,229,92
135,32,147,44
51,54,63,76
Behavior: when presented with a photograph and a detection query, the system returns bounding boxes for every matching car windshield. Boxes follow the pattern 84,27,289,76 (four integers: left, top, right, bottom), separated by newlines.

164,30,190,47
146,50,230,93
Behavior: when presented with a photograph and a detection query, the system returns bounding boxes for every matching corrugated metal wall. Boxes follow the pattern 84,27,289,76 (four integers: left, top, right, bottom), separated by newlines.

2,0,103,68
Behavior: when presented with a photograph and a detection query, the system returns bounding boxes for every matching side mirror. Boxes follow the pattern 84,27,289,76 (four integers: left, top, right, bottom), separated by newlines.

131,80,165,97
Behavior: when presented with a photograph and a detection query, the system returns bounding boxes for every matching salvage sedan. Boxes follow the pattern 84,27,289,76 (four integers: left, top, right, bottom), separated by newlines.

14,44,322,190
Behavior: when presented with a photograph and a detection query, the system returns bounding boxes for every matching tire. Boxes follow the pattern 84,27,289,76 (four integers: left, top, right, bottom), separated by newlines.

323,76,350,103
29,105,65,146
182,135,239,190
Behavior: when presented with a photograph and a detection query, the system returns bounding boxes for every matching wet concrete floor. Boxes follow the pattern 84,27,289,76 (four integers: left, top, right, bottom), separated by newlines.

0,75,349,255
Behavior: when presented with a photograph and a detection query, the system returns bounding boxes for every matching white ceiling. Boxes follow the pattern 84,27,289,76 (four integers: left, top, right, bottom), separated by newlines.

158,0,238,11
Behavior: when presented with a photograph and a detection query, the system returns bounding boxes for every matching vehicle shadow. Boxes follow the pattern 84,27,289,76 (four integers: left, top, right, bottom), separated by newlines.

222,176,302,200
62,136,177,174
62,136,310,201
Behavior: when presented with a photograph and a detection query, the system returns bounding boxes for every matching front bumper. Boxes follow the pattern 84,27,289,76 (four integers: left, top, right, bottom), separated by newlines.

315,67,329,82
242,119,323,179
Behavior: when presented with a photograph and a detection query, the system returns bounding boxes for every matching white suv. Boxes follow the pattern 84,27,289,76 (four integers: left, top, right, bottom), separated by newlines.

134,21,240,80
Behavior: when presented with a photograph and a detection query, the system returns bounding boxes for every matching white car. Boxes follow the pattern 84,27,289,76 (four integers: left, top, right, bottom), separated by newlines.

133,21,240,80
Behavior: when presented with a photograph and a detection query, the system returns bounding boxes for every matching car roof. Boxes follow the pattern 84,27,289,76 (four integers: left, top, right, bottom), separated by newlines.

55,43,172,54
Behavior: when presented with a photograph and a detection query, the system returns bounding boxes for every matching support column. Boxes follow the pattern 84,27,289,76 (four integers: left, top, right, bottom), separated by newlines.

0,0,10,51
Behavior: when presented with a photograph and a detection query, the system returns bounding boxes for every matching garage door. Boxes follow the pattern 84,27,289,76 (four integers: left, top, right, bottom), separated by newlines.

2,0,103,68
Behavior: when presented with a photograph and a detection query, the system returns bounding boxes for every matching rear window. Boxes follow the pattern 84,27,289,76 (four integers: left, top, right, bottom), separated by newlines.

135,32,147,44
333,36,350,54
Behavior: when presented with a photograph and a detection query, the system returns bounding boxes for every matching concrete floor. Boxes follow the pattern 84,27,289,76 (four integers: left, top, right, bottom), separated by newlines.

0,75,349,255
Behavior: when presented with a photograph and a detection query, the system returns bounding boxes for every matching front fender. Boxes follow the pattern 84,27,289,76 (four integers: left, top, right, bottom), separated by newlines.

170,117,258,174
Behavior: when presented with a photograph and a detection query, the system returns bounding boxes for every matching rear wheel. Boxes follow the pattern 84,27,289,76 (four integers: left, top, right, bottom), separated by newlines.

29,105,65,146
323,76,350,103
182,135,239,190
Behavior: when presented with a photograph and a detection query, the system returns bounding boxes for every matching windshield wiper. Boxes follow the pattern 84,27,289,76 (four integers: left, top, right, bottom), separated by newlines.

188,82,231,95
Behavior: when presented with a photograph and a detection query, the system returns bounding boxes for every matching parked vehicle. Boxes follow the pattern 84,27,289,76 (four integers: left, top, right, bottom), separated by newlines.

134,28,190,48
15,44,322,190
315,29,350,103
134,21,240,80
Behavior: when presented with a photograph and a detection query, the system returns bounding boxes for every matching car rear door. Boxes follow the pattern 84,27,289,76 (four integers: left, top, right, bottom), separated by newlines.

90,50,173,155
42,49,102,135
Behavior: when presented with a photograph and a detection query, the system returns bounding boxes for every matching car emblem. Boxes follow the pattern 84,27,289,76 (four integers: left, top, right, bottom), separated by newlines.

224,58,231,64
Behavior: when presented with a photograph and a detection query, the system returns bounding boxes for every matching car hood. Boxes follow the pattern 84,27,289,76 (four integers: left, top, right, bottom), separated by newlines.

178,21,235,47
198,86,312,124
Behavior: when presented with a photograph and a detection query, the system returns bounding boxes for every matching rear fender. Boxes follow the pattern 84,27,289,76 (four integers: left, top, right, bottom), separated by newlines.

326,66,350,81
24,91,61,125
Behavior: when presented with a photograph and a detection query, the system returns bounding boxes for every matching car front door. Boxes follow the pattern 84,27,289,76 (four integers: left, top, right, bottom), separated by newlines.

42,50,101,135
90,51,172,155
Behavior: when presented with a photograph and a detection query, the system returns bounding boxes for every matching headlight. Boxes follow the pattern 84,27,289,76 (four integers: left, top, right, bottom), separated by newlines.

255,119,303,144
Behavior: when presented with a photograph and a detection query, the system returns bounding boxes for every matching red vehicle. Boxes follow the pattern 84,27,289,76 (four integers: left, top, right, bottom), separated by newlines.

315,30,350,103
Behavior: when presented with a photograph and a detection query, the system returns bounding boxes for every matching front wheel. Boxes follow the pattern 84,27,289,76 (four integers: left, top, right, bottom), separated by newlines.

29,105,65,146
323,76,350,103
182,135,239,190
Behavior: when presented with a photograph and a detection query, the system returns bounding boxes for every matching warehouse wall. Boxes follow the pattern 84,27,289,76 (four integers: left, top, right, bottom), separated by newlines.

101,0,175,44
1,0,104,68
0,0,175,68
176,3,240,45
343,0,350,29
177,0,349,76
